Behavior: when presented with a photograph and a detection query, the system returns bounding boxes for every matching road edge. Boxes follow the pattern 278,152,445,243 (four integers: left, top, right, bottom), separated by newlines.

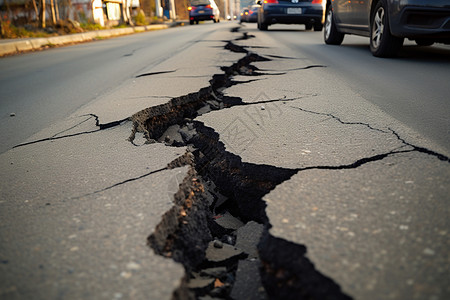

0,21,185,57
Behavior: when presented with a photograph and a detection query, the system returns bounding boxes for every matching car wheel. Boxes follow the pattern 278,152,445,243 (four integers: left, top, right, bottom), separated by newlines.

324,5,344,45
190,20,194,25
369,0,403,57
305,23,313,30
415,39,434,46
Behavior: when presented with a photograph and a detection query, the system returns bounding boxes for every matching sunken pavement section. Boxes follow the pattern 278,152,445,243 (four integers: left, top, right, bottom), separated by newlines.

1,23,449,300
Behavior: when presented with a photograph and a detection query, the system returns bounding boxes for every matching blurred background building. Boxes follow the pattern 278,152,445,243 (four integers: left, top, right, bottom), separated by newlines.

0,0,245,29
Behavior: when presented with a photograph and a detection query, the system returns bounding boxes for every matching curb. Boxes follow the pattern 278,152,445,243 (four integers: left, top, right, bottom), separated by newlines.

0,22,184,57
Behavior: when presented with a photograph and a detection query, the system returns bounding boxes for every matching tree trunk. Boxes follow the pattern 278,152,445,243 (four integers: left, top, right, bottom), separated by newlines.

31,0,39,22
40,0,46,28
50,0,56,25
54,0,60,21
5,0,12,20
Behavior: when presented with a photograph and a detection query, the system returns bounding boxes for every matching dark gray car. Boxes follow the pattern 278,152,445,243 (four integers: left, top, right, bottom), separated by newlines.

324,0,450,57
257,0,325,31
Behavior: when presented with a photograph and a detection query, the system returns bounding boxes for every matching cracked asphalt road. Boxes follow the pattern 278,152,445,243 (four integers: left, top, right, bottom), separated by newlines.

1,22,449,299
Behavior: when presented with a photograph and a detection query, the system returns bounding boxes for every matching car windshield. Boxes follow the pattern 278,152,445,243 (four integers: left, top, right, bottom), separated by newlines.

190,0,210,6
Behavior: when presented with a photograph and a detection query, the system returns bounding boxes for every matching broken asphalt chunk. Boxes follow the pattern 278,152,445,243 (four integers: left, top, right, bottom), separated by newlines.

200,267,228,278
157,124,184,146
230,260,268,300
188,277,215,291
235,221,264,259
205,240,245,264
214,212,244,230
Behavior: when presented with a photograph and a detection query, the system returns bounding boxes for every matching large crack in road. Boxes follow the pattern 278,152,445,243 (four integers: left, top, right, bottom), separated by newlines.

124,30,449,299
10,27,449,299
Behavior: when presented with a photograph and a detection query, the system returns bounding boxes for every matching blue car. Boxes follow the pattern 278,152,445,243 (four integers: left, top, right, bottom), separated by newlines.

189,0,220,25
324,0,450,57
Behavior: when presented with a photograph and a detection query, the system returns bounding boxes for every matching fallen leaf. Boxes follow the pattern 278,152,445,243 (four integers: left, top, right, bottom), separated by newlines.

214,278,224,288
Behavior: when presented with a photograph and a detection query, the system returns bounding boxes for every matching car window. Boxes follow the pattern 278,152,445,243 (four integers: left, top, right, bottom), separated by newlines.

190,0,210,6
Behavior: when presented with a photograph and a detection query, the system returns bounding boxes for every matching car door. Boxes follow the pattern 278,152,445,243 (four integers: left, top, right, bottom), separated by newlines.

333,0,369,31
348,0,370,30
332,0,353,26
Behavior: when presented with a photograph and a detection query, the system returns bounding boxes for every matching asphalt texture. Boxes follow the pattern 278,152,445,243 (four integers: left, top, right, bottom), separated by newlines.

1,22,449,300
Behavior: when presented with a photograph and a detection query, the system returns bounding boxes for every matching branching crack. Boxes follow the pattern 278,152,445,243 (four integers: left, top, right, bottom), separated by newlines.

71,167,168,200
136,70,177,78
50,115,95,138
71,153,195,200
134,30,450,300
13,129,101,149
13,114,129,149
259,65,326,72
291,106,388,133
234,32,255,41
265,54,299,60
388,127,450,162
291,106,450,162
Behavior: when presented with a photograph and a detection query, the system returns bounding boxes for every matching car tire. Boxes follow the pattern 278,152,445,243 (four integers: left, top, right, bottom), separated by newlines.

324,5,344,45
369,0,404,57
305,23,313,30
190,20,194,25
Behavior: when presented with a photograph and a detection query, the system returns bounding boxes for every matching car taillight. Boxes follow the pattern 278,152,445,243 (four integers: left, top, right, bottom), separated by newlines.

264,0,278,3
188,6,194,11
206,4,212,8
249,10,253,14
311,0,322,3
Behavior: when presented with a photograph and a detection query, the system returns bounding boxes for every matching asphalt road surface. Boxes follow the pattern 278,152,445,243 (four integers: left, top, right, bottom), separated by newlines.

1,23,449,154
253,24,450,153
0,24,220,154
0,22,449,300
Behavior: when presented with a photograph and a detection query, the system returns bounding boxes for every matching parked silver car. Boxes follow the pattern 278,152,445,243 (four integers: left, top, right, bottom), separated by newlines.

324,0,450,57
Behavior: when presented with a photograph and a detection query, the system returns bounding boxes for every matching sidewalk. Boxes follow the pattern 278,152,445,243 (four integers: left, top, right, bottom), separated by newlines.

0,21,185,57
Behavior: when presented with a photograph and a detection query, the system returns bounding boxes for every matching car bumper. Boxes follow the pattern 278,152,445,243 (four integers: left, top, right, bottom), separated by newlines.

248,14,258,22
190,9,215,21
191,15,215,21
261,4,323,25
390,5,450,40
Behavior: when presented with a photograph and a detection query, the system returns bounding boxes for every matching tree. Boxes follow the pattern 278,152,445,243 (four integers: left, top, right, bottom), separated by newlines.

50,0,56,25
40,0,46,28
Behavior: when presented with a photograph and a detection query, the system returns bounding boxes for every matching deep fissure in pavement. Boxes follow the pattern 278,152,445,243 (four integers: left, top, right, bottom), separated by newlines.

15,31,449,299
135,38,355,299
131,35,450,299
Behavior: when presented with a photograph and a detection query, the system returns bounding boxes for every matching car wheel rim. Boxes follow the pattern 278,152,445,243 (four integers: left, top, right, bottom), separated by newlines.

325,9,332,39
372,7,384,49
